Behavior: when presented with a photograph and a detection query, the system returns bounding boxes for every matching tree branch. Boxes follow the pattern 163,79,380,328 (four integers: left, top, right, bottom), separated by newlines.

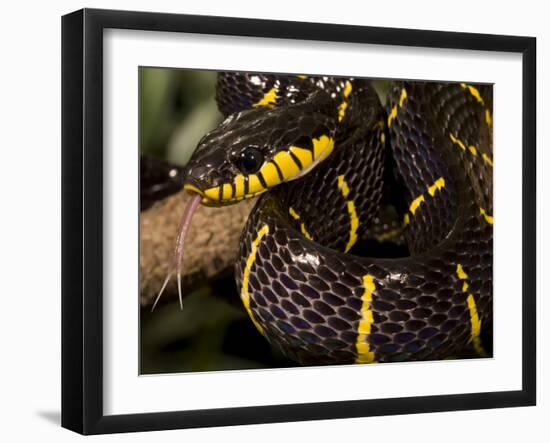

140,190,255,307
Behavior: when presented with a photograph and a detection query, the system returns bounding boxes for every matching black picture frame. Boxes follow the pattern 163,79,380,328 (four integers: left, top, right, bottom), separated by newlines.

61,8,537,435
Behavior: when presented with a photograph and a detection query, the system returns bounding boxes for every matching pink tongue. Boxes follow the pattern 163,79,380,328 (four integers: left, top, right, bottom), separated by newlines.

151,194,202,311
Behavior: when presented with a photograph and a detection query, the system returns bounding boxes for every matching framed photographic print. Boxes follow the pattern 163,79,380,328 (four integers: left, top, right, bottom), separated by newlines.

61,8,536,435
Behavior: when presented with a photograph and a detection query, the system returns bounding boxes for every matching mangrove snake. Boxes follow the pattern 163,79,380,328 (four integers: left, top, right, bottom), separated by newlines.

158,72,493,365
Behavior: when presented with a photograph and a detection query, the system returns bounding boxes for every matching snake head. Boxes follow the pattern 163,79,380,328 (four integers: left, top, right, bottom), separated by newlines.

183,91,338,206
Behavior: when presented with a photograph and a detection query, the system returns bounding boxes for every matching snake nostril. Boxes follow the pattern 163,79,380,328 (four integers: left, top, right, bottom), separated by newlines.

185,165,225,191
187,165,207,181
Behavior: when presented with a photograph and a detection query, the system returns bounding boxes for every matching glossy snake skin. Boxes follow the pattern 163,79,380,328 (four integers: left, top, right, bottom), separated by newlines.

182,72,493,365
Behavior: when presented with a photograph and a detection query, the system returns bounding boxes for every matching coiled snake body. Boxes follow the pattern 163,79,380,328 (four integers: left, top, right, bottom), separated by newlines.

177,72,493,365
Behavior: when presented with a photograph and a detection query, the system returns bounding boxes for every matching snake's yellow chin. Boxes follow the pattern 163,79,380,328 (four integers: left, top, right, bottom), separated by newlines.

183,183,264,206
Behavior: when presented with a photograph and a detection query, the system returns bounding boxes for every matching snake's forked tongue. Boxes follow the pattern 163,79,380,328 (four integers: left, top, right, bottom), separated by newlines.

151,193,202,312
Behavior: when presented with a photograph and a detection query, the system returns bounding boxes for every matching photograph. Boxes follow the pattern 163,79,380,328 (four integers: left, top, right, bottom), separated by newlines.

58,5,538,436
139,69,494,374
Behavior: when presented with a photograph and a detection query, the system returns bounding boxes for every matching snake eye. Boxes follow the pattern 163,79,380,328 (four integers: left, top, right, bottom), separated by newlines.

238,147,264,174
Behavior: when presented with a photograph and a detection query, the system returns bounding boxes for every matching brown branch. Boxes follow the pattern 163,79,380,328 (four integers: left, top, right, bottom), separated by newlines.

140,190,255,307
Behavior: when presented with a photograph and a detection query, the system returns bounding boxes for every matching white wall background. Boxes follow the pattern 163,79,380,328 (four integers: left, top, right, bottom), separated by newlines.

0,0,546,441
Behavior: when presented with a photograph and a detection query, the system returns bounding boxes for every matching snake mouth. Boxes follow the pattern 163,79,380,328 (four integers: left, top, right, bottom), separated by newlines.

183,183,266,206
183,184,208,201
183,184,220,206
